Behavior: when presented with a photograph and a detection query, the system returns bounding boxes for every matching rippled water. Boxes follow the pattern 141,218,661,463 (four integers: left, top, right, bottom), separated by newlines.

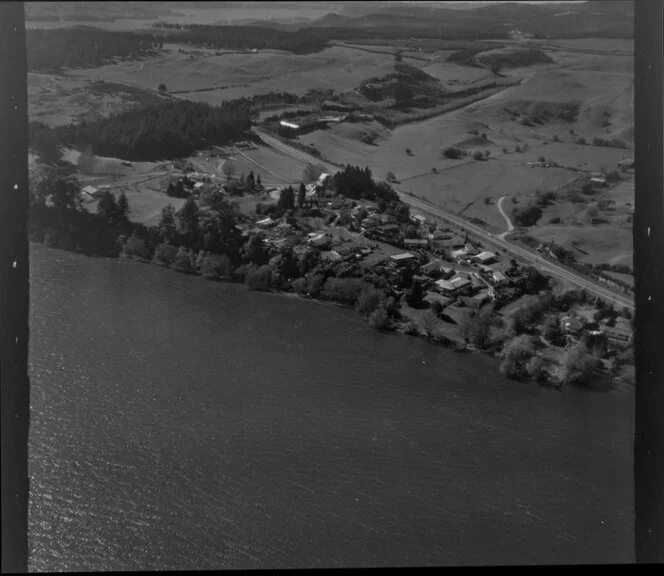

28,244,634,570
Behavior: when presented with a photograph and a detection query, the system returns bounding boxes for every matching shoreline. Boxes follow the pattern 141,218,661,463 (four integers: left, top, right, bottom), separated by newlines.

30,242,632,393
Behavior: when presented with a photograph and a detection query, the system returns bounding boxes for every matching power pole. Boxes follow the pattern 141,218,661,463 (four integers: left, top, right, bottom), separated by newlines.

1,2,30,572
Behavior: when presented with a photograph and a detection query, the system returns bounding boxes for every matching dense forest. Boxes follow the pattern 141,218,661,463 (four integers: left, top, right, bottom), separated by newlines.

26,28,160,72
51,100,253,161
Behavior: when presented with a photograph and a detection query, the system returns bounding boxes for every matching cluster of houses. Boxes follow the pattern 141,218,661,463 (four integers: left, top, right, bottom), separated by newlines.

385,250,505,299
558,313,630,345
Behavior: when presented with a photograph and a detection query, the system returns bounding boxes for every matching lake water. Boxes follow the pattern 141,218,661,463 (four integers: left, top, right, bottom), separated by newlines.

28,243,634,570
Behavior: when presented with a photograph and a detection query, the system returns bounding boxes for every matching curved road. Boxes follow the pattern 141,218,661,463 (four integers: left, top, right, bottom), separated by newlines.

251,128,634,310
496,195,514,240
398,192,634,310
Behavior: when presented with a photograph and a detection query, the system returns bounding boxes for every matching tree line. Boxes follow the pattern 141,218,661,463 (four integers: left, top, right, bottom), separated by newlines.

40,100,253,162
27,28,160,72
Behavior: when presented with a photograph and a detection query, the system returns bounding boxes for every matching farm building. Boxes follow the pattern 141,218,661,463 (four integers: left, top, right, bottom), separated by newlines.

81,185,99,197
434,276,472,297
279,120,300,130
474,251,498,265
412,214,427,226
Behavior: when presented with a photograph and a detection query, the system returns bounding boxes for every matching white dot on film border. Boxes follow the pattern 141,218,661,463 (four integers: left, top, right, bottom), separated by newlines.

14,184,19,190
13,261,18,269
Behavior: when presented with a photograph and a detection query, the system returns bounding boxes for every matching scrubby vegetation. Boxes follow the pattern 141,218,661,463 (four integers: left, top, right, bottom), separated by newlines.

512,204,543,227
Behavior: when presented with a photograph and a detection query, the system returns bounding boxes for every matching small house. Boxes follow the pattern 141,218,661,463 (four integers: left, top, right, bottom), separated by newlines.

389,253,417,267
308,233,331,249
375,224,401,241
420,260,448,277
474,251,498,265
560,315,584,334
590,175,607,188
82,185,98,197
434,276,472,297
404,238,429,248
256,217,276,229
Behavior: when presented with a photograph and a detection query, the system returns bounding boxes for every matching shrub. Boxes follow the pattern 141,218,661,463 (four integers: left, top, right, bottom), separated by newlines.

172,246,195,273
442,147,464,160
553,134,560,142
500,334,536,379
472,151,484,161
200,253,232,278
368,308,390,330
512,204,543,227
153,242,178,266
405,148,413,156
305,273,326,298
537,155,545,162
291,277,307,295
431,300,443,316
526,355,547,382
576,137,587,145
502,147,509,154
356,286,383,317
560,344,600,387
403,321,419,335
124,233,151,259
245,265,273,291
322,277,365,305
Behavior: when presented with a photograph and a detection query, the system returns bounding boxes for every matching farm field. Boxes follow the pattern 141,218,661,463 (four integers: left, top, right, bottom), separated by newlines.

524,223,633,269
401,161,576,230
603,271,634,287
66,45,400,102
229,145,311,187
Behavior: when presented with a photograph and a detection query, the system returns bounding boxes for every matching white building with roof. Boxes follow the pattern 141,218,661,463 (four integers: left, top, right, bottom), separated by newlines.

434,276,472,297
474,251,498,265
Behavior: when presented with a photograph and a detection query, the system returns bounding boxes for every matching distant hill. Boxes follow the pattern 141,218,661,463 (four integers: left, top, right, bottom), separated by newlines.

306,1,633,39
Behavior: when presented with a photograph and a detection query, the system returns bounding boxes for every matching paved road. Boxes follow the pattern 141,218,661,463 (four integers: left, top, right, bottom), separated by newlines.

252,128,338,172
398,192,635,310
251,128,635,310
496,195,514,240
